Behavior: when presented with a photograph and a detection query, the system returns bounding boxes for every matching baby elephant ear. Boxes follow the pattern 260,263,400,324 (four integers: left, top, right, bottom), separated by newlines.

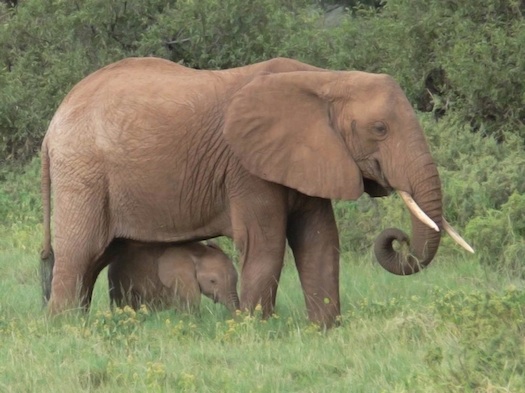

223,71,364,200
157,251,176,288
157,249,196,288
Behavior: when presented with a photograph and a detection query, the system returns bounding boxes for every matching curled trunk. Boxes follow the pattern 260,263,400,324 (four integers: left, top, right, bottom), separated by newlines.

374,161,443,275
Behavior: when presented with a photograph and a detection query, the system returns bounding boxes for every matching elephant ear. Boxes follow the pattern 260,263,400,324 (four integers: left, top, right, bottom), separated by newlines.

157,249,196,289
157,248,201,311
157,251,176,288
223,71,363,200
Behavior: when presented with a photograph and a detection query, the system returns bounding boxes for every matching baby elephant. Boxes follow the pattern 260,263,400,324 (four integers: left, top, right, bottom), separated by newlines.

107,240,239,313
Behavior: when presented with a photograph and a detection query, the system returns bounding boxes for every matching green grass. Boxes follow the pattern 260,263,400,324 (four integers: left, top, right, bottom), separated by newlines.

1,225,524,392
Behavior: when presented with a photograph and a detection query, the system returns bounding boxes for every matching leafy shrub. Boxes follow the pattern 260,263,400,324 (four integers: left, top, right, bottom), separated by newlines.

326,0,525,139
428,287,525,391
423,113,524,271
0,0,332,163
0,157,41,226
428,115,525,217
465,193,525,273
0,0,176,162
136,0,324,69
2,0,525,164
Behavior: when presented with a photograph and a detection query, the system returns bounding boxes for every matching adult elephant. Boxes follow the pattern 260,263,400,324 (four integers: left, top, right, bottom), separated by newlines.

40,57,472,327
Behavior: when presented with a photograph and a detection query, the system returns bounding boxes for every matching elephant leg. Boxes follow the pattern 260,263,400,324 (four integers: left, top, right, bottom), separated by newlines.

231,193,287,318
287,198,340,328
49,246,108,314
236,236,287,318
83,252,112,309
48,191,111,314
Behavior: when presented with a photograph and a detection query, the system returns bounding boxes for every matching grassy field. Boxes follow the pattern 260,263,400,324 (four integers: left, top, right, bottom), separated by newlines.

1,225,524,392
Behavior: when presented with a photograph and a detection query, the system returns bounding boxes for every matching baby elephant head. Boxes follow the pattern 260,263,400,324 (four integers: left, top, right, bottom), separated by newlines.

192,241,240,313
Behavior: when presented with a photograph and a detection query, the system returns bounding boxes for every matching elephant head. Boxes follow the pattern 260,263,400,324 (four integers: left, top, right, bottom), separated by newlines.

223,70,472,274
159,241,240,312
196,242,240,312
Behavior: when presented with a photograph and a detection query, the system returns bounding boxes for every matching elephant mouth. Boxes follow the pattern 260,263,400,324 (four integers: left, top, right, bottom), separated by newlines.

363,178,393,197
361,158,394,197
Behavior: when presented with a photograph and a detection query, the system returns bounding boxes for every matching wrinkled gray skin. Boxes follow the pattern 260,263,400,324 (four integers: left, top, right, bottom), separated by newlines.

106,240,239,313
41,57,444,328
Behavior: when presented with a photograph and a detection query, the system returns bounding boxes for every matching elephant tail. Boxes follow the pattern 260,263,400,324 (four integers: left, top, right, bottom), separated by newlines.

40,138,54,304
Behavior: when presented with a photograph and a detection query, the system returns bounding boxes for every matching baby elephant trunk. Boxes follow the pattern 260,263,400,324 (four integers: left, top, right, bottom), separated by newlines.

226,291,240,314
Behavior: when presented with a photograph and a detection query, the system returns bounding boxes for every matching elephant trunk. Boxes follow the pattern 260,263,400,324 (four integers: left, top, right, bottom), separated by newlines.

374,155,443,275
226,291,240,313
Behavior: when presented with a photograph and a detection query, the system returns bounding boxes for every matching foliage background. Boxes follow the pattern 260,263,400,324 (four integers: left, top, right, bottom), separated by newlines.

0,1,524,391
1,0,523,271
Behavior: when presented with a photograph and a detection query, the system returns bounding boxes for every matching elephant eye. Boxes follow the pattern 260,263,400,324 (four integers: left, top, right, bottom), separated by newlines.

372,121,388,137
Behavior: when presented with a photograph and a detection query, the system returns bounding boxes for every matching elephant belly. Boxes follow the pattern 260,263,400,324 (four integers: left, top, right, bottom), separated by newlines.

108,176,231,242
96,113,234,242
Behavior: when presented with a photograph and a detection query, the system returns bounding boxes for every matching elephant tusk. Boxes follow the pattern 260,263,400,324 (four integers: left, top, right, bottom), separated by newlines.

442,217,475,253
398,191,440,232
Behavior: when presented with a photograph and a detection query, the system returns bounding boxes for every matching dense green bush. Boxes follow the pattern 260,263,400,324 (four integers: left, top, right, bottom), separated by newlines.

428,287,525,391
0,0,176,161
1,0,524,272
0,157,40,227
326,0,525,138
1,0,524,163
465,193,525,273
136,0,323,68
0,0,332,162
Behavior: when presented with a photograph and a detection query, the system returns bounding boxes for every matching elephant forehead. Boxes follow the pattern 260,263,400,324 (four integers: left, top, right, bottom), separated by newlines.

325,71,395,94
200,256,232,270
340,92,413,129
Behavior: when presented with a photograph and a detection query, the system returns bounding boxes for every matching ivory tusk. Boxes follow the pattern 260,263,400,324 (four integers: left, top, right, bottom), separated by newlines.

398,191,440,232
442,217,475,253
